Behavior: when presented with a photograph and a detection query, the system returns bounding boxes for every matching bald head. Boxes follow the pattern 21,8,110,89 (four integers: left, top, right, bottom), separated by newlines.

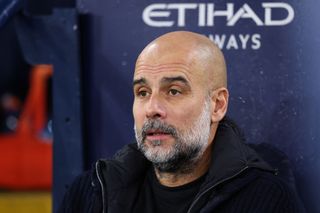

135,31,227,89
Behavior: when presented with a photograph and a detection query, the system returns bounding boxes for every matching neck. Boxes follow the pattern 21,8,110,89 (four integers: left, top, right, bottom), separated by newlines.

154,145,212,187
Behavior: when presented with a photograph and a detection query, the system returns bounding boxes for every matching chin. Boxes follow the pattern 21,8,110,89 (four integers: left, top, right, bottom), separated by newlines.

144,146,174,163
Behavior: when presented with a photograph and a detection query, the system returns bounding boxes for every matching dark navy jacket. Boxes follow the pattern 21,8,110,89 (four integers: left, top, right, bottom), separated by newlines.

58,119,305,213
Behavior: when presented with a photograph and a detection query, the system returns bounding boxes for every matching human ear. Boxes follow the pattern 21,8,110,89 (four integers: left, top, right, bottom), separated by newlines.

211,87,229,123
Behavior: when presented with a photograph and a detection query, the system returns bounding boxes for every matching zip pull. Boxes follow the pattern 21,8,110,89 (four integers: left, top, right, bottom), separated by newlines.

96,161,106,213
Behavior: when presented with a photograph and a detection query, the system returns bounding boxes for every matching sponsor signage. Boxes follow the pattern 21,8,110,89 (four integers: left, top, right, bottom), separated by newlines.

142,2,294,50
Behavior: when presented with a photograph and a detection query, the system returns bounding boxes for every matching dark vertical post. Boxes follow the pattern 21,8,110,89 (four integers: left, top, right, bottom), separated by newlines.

14,8,83,211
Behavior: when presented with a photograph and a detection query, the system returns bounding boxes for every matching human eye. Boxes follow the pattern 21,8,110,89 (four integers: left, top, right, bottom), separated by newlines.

136,89,150,98
168,88,181,96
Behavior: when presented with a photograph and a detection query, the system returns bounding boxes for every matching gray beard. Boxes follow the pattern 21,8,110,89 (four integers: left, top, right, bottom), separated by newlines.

134,98,212,173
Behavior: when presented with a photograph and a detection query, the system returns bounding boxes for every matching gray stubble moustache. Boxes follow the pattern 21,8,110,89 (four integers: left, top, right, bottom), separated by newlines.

141,119,178,143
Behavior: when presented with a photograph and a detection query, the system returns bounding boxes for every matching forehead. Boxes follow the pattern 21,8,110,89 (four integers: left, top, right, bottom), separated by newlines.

133,40,210,85
134,55,205,85
134,64,202,88
135,61,189,76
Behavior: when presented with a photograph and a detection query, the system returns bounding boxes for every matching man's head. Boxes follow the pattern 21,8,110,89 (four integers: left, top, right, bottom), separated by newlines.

133,31,228,173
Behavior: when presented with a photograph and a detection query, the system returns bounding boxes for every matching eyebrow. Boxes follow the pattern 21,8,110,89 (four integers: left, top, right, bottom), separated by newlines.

133,78,147,87
161,76,190,87
133,76,190,87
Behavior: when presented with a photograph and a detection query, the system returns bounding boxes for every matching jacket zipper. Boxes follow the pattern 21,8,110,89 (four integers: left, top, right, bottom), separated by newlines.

187,165,249,213
96,161,106,213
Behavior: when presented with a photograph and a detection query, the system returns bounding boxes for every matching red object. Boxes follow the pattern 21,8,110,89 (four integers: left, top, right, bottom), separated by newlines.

0,65,53,190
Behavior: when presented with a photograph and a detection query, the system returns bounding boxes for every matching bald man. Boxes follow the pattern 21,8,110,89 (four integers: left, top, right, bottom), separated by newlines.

59,31,304,213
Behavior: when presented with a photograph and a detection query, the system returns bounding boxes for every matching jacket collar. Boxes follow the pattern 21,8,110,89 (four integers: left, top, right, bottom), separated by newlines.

99,118,273,190
203,117,274,188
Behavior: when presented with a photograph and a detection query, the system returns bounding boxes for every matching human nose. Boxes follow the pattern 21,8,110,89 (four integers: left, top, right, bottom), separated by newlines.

145,94,167,119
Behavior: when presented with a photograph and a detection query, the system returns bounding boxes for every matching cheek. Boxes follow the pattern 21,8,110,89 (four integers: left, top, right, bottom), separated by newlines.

172,100,209,126
133,102,144,126
170,106,198,126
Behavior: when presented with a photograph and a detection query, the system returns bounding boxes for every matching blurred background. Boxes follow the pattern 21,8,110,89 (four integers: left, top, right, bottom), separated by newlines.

0,0,319,212
0,26,52,213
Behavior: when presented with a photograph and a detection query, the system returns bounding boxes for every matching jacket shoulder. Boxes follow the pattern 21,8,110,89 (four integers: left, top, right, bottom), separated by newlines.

207,169,305,213
240,169,304,213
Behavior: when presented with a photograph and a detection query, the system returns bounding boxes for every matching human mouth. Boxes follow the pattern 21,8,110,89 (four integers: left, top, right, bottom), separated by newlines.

145,129,172,141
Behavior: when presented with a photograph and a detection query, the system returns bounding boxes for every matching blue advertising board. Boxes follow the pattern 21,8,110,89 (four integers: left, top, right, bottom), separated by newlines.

77,0,320,211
